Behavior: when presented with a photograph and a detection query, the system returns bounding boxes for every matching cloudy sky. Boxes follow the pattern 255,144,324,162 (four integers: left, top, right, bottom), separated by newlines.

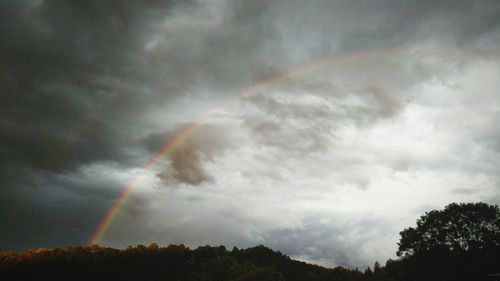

1,0,500,268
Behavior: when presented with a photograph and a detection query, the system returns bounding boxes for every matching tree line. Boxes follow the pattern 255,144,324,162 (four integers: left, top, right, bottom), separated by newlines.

1,202,499,281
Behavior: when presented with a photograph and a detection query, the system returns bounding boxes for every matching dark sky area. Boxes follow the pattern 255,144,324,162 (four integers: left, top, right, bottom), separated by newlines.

1,0,500,268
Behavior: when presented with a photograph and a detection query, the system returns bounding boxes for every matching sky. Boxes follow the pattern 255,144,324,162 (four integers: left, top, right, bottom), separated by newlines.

1,0,500,268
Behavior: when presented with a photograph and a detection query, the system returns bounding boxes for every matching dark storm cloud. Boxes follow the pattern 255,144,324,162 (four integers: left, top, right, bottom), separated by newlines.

0,162,127,250
0,0,182,176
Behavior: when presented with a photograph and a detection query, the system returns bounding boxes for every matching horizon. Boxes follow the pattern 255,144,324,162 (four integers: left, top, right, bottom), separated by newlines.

1,0,500,269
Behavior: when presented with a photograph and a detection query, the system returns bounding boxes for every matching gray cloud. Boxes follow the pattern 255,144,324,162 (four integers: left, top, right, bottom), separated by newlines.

145,123,231,185
1,0,500,270
262,215,394,268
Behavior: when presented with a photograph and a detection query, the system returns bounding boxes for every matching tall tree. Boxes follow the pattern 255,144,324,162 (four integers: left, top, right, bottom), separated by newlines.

397,202,500,257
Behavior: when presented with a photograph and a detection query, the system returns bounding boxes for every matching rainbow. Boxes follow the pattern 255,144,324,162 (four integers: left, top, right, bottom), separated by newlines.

89,46,496,245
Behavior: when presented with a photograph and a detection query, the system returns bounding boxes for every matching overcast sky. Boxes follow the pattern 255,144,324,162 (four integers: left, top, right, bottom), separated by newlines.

1,0,500,268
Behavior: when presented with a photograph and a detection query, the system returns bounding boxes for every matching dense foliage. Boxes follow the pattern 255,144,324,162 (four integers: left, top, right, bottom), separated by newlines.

1,202,499,281
397,202,500,257
1,243,499,281
0,244,365,281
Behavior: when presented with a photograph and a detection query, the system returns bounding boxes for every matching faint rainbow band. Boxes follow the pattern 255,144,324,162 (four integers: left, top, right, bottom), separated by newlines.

89,46,498,245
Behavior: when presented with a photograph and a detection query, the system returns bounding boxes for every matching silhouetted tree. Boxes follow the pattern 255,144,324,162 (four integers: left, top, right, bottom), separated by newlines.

148,243,159,250
397,202,500,257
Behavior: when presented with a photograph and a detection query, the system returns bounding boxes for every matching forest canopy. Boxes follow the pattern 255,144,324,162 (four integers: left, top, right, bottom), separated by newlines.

397,202,500,257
